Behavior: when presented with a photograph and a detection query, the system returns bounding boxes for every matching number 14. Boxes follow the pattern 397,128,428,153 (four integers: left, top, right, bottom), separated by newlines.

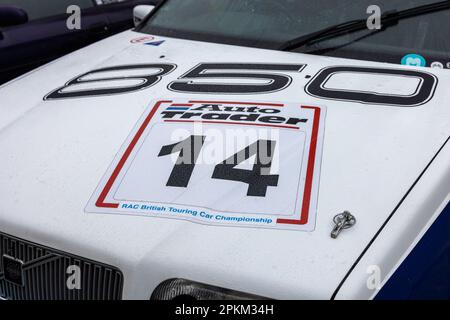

158,135,279,197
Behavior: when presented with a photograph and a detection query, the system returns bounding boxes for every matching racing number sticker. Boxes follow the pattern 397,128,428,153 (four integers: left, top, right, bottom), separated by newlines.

86,99,326,231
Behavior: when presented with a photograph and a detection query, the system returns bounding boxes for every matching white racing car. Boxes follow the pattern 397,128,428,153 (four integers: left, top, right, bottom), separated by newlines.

0,0,449,300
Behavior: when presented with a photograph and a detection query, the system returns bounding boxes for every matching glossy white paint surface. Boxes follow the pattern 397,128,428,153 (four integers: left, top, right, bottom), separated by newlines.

0,30,449,299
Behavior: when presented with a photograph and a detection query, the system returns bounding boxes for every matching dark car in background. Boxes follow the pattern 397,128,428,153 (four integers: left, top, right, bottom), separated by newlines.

0,0,158,84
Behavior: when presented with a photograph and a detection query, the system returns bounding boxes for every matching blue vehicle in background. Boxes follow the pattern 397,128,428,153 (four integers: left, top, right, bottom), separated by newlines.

0,0,158,84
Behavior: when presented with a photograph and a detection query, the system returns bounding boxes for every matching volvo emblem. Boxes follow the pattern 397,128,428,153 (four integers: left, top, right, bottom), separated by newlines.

2,255,25,286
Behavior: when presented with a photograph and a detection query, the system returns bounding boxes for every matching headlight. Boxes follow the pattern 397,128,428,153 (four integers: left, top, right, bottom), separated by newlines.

151,278,268,300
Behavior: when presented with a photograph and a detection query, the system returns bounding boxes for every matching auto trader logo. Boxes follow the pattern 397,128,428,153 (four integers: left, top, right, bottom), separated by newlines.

160,102,308,127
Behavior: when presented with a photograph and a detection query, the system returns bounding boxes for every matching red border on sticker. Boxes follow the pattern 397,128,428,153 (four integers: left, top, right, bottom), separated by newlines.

95,100,172,208
276,106,321,225
95,100,321,226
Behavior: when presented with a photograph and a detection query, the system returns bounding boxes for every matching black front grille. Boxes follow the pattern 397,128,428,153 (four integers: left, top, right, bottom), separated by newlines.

0,232,123,300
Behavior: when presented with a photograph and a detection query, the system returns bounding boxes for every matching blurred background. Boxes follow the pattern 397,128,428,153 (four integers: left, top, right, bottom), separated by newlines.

0,0,159,84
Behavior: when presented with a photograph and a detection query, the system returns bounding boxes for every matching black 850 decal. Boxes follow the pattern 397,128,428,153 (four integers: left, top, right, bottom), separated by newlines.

44,63,438,107
168,63,306,94
305,66,438,107
44,64,177,100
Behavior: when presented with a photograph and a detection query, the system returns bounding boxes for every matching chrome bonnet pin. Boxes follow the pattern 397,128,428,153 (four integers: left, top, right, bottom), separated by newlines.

331,211,356,239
